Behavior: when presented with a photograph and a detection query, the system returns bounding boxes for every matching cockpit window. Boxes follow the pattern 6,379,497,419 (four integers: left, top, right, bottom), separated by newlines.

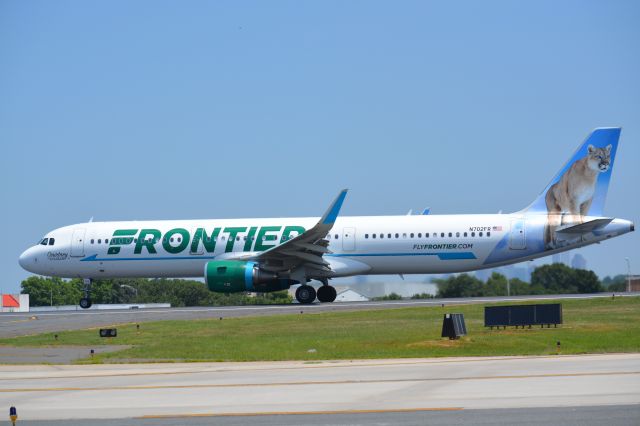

49,238,55,246
40,238,49,245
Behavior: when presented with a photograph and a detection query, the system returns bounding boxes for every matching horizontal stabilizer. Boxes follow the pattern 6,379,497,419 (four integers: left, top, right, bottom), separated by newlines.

556,218,613,234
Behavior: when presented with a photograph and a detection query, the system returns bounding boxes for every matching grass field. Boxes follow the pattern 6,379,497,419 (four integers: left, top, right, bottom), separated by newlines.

1,297,639,363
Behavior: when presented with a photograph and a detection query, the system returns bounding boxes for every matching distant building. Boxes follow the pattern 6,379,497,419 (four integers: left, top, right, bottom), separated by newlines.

627,275,640,292
552,252,571,266
1,294,29,313
571,253,587,270
335,289,369,302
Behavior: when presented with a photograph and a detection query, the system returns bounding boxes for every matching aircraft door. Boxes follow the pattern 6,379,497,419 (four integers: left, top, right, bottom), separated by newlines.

70,228,86,257
509,219,526,250
342,227,356,251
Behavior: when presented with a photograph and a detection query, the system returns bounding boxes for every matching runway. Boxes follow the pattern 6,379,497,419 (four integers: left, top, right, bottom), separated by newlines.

1,354,638,423
2,292,637,337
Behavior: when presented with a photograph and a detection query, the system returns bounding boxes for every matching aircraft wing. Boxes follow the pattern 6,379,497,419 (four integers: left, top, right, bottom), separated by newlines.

254,189,347,275
216,189,348,276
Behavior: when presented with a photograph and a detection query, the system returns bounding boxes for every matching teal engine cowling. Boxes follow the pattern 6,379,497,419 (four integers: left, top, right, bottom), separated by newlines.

204,260,294,293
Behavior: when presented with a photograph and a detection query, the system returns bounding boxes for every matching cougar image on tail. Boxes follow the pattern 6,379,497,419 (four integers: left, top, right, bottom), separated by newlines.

544,144,612,248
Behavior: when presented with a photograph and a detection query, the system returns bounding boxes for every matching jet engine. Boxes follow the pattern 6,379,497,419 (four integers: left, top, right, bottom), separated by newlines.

204,260,293,293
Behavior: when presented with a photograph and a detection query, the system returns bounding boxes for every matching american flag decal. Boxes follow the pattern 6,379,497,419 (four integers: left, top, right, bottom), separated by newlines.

493,226,503,231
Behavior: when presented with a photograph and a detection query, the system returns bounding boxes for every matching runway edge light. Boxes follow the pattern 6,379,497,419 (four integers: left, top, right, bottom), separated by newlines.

9,406,17,425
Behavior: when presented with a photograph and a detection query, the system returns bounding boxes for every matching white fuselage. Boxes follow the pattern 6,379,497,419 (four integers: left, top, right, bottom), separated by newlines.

18,213,633,280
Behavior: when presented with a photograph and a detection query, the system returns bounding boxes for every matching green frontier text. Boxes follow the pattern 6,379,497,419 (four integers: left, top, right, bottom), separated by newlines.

108,226,306,255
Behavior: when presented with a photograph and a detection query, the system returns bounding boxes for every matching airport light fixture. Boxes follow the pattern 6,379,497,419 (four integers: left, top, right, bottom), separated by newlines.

625,257,631,292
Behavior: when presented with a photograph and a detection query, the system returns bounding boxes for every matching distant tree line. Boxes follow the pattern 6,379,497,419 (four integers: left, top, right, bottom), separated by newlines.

379,264,621,300
434,264,607,299
20,263,625,306
20,277,291,307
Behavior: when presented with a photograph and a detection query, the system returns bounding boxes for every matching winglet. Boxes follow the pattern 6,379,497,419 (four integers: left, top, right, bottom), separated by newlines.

320,189,348,225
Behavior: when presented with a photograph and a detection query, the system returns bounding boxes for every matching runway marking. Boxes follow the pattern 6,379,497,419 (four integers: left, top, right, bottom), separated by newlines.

137,407,464,419
2,370,638,393
1,353,637,381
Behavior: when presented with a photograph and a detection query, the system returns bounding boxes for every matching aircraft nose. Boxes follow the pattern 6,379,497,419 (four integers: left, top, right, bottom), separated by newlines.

19,248,35,272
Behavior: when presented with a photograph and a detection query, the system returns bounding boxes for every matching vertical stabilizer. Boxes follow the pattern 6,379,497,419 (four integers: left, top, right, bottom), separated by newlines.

525,127,621,217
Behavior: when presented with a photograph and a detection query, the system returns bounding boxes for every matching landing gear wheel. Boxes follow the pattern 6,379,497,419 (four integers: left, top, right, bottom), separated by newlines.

80,278,93,309
317,285,337,303
295,285,317,304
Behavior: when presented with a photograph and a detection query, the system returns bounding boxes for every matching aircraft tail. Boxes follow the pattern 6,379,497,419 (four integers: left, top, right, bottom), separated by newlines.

524,127,621,217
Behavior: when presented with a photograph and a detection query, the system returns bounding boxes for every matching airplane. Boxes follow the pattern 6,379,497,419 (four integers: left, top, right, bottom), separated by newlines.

19,128,634,308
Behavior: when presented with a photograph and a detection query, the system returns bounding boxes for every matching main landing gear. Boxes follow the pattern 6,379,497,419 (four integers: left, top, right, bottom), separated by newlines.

295,284,337,304
79,278,93,309
317,285,337,303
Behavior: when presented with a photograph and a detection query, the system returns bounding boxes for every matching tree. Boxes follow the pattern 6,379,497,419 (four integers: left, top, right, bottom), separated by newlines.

602,275,628,292
531,263,602,294
530,263,577,294
21,276,82,306
484,272,508,296
372,292,403,301
573,269,604,293
410,293,434,299
436,274,484,298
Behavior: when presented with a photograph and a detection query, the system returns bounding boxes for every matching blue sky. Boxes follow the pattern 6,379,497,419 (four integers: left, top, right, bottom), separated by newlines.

1,1,638,293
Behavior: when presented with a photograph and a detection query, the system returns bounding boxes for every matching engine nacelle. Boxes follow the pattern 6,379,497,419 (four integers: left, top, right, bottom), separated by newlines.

204,260,293,293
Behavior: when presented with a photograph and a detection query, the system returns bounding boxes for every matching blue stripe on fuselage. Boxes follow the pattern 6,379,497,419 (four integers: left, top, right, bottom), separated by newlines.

80,252,476,262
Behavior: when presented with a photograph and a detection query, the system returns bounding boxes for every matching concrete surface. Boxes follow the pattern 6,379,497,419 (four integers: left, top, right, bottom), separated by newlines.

9,405,640,426
2,292,637,337
0,354,638,421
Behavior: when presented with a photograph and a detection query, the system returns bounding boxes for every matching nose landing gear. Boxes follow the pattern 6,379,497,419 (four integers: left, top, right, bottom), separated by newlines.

79,278,93,309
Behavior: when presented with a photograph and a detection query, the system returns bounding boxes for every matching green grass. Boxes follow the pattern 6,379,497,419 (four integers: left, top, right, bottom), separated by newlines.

1,297,639,363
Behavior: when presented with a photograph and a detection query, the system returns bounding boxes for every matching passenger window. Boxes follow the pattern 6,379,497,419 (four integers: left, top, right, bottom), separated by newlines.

90,239,94,244
448,232,452,237
456,232,460,238
426,233,430,237
380,233,384,239
418,233,422,238
395,233,399,238
464,232,467,237
410,233,414,238
487,231,491,237
365,234,369,239
471,232,475,237
105,239,109,244
403,233,407,238
479,232,483,237
334,234,338,239
372,234,376,239
441,233,444,237
98,239,102,244
388,233,391,238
